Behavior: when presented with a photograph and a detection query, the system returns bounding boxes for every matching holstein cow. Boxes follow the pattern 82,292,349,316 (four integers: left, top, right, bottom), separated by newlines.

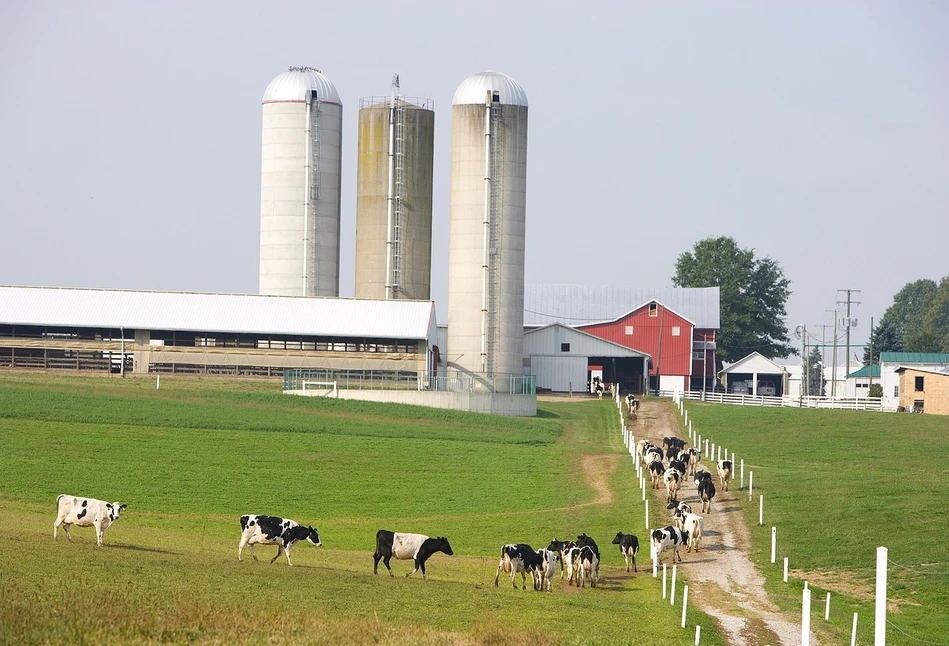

494,543,542,590
546,539,574,580
685,447,702,476
682,513,704,553
374,530,453,579
575,533,601,584
649,459,666,489
238,515,321,566
611,531,640,572
666,499,692,530
534,548,559,592
577,545,600,588
626,394,640,416
717,460,733,492
650,525,688,564
663,467,682,504
695,470,717,513
54,494,126,546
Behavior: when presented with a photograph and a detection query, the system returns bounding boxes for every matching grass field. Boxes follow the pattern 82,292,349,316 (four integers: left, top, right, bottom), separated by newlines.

0,374,725,645
678,400,949,646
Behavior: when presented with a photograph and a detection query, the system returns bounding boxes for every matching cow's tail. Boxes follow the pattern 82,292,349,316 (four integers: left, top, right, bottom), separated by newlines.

240,515,250,531
56,494,65,506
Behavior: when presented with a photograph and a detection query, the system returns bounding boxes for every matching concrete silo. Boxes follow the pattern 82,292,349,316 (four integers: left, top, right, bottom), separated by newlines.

259,67,343,297
355,75,435,301
447,71,528,378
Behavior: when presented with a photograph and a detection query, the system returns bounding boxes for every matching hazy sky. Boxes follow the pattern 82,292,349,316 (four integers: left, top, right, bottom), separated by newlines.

2,1,946,359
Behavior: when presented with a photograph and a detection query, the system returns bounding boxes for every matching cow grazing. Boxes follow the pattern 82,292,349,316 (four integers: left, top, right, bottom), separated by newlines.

611,532,639,572
494,543,542,590
54,495,126,546
649,459,666,489
238,515,321,566
696,472,717,513
374,530,453,579
717,460,733,491
535,548,559,592
577,545,600,588
650,526,688,564
682,513,704,552
663,467,682,503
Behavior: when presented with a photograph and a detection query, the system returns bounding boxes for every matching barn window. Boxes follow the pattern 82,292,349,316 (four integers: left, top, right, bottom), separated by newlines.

894,386,899,398
649,303,658,317
692,350,704,360
561,343,570,352
915,376,924,391
671,326,680,336
625,325,634,335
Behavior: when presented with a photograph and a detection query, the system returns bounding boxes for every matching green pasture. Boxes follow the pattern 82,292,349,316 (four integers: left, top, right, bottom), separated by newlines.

678,400,949,646
0,374,724,645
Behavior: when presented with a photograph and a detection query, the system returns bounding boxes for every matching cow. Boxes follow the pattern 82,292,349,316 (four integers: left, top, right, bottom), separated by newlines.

547,539,574,580
696,471,717,513
650,525,688,564
575,533,601,582
374,530,453,579
577,545,600,588
682,513,704,552
662,436,686,455
649,459,666,489
663,467,682,503
669,458,688,478
535,548,559,592
644,446,664,468
626,394,640,416
238,515,321,566
685,447,702,476
717,460,733,491
667,499,692,530
494,543,542,590
636,439,653,462
611,531,639,572
54,495,126,546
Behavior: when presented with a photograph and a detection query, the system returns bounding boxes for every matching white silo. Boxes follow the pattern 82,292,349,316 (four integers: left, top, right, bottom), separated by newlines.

259,67,343,297
447,71,529,378
355,75,435,301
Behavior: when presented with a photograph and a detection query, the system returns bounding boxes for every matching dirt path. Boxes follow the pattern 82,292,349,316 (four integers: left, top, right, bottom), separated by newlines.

632,400,812,646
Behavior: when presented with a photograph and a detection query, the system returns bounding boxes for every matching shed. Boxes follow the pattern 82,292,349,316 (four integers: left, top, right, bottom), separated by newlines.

879,352,949,411
894,365,949,414
719,352,788,396
523,323,650,394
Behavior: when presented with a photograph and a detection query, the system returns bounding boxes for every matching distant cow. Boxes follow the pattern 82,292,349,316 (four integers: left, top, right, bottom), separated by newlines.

650,525,688,564
577,545,600,588
547,538,575,580
54,494,126,546
626,394,640,416
374,530,453,579
695,471,717,513
494,543,542,590
649,459,666,489
238,515,321,566
535,548,559,592
663,467,682,503
611,531,640,572
667,499,692,530
682,513,704,553
717,460,733,491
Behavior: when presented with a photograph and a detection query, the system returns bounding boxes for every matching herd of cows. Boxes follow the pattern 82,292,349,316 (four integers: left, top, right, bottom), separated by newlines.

51,403,734,593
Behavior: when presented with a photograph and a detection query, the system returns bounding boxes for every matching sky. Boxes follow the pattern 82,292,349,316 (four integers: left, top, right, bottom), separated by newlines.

2,1,947,363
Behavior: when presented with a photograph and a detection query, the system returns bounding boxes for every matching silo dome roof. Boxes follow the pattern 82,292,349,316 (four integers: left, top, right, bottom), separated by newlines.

262,67,341,105
452,71,528,107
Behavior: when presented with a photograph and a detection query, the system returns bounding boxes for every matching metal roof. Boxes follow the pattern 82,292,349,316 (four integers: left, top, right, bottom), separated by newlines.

846,364,881,379
524,323,652,359
262,67,341,105
452,71,528,107
524,285,720,329
0,286,434,339
880,352,949,364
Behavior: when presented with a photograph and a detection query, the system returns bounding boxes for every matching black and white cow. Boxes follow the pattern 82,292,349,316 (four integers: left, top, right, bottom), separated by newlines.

575,533,601,582
649,459,666,489
238,515,321,566
54,494,126,546
717,460,733,492
682,513,704,553
650,525,688,564
577,545,600,588
373,530,453,579
663,467,682,503
695,471,717,513
611,531,640,572
684,447,702,476
667,499,692,530
626,394,640,416
494,543,542,590
535,548,559,592
546,539,574,580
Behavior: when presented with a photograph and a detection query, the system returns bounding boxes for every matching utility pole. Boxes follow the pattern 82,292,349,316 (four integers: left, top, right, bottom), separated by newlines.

868,316,875,393
825,309,839,397
837,289,862,383
814,323,834,397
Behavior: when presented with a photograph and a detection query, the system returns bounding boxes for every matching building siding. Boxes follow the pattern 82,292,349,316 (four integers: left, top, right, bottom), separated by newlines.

899,369,949,415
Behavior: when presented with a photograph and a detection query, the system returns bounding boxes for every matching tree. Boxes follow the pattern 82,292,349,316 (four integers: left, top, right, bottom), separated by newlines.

672,237,794,369
866,278,945,357
806,346,825,397
914,277,949,352
863,315,902,362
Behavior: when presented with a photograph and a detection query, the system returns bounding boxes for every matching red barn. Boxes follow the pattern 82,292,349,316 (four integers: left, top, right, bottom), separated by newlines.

524,286,720,393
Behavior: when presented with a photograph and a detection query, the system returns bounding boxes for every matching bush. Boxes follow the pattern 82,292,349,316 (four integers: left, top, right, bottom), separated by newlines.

868,383,883,398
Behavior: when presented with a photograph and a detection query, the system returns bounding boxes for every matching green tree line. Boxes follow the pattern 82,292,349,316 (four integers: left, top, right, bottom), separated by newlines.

865,277,949,360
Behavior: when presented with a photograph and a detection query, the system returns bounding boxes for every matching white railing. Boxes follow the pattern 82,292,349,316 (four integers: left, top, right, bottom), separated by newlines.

302,380,338,397
657,390,896,412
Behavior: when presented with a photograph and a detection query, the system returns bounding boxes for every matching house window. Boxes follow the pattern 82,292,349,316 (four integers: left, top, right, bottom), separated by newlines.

692,351,704,360
894,386,899,398
625,325,634,335
649,303,658,317
915,376,925,391
671,326,681,337
561,343,570,352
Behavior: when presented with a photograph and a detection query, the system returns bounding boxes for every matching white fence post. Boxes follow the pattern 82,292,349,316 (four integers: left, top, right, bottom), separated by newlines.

671,564,677,605
645,500,649,529
825,592,831,621
740,458,745,489
695,625,701,645
802,586,812,646
759,495,764,526
156,375,161,390
681,584,689,628
771,527,776,564
875,546,887,646
784,557,789,582
749,470,754,502
851,613,858,646
663,563,668,599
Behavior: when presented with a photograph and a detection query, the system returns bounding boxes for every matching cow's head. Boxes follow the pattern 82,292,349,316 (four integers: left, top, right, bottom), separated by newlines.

306,526,322,547
106,502,126,522
611,532,625,545
434,537,453,556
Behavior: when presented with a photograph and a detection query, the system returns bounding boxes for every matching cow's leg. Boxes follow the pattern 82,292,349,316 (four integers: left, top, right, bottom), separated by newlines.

284,544,294,566
419,558,427,580
494,561,503,586
383,554,394,577
373,551,382,575
238,535,248,561
270,544,283,564
63,523,72,542
249,544,259,561
53,517,63,541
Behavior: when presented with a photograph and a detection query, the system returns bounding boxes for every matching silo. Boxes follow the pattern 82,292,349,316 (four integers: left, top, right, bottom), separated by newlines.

447,71,529,378
259,66,343,297
355,75,435,300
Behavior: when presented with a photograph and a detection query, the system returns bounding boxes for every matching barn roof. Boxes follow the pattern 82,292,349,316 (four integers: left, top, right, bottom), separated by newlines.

0,285,435,339
880,352,949,364
524,323,652,359
524,285,720,329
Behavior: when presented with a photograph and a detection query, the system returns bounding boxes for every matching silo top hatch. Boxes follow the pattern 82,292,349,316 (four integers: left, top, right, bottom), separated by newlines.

262,66,341,105
452,71,528,107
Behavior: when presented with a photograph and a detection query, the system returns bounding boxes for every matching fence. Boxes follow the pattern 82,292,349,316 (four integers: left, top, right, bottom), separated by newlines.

656,389,896,412
284,368,536,396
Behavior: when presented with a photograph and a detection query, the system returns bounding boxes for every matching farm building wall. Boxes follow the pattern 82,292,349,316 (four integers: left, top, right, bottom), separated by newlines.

898,368,949,415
